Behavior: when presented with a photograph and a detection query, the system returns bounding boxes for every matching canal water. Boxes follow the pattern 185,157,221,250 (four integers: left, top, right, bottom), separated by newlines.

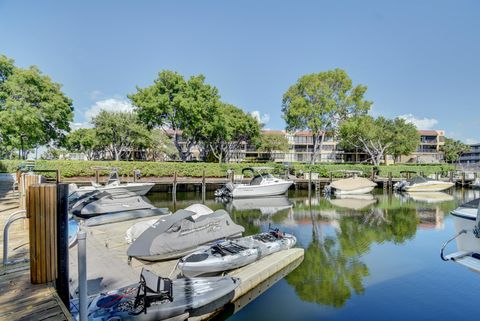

147,188,480,321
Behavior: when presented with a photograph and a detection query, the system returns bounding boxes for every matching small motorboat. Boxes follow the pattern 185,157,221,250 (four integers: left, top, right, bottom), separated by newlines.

70,190,156,218
441,198,480,272
179,229,296,277
215,167,293,198
85,207,170,227
394,176,454,192
324,171,377,195
71,268,239,321
127,204,245,261
68,167,154,200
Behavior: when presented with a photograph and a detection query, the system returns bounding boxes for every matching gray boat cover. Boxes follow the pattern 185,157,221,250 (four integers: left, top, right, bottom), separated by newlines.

127,209,245,261
85,208,170,227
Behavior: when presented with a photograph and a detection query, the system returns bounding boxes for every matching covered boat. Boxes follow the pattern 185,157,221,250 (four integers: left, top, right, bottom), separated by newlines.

324,171,377,195
179,229,296,277
71,268,239,321
394,176,454,192
70,190,156,218
215,167,293,198
69,167,154,200
127,205,245,261
328,194,377,210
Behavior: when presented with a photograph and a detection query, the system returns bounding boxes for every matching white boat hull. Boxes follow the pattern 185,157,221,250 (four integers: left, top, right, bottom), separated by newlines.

230,181,293,198
334,186,375,195
70,182,154,198
404,182,454,192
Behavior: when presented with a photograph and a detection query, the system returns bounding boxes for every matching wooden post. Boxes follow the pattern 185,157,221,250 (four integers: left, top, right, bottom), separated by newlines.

20,173,42,210
435,172,439,180
27,184,57,284
308,170,312,195
95,169,100,184
449,171,454,183
420,171,424,177
462,172,465,186
371,168,375,181
133,169,137,183
173,171,177,203
202,169,206,202
56,183,69,307
388,172,392,189
329,172,333,183
56,169,61,183
231,170,235,183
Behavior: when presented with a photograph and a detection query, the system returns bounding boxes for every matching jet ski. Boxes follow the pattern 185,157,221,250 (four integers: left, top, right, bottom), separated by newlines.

179,228,296,277
71,268,239,321
127,204,245,261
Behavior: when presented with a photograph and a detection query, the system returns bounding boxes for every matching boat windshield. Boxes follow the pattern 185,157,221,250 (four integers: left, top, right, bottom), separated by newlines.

250,175,264,185
462,198,480,209
408,176,430,184
106,171,120,185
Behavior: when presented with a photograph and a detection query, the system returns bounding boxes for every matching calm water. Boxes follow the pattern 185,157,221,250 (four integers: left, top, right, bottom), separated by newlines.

147,188,480,321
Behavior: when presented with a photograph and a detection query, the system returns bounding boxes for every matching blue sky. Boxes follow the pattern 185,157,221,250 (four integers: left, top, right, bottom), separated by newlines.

1,0,479,143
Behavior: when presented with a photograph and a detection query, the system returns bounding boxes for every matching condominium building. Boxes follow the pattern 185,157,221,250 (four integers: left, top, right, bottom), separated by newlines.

459,143,480,165
238,129,446,164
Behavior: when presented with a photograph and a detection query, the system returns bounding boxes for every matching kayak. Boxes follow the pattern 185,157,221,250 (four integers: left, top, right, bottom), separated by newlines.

179,230,297,277
71,269,239,321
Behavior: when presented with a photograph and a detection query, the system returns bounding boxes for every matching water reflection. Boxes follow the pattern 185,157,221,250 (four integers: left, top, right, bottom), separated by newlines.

146,188,479,315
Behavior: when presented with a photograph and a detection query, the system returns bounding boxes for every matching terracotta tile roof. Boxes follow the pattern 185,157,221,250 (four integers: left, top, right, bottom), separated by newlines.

418,130,440,136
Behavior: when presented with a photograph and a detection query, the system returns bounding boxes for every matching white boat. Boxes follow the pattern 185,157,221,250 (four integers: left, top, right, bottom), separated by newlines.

441,198,480,272
394,176,454,192
68,168,154,199
324,171,377,195
215,167,293,198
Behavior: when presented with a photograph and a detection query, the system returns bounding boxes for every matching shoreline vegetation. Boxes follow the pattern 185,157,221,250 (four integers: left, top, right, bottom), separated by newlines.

0,160,455,179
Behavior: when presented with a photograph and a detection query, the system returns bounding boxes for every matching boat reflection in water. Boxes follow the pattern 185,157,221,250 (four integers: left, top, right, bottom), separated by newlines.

403,191,454,204
220,195,293,216
327,194,377,211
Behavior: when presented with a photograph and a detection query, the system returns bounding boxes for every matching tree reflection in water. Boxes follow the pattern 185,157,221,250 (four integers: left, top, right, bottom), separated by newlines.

286,196,419,308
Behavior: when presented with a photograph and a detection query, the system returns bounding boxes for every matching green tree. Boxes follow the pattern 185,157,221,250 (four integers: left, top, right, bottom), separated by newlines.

389,118,420,162
339,116,419,166
256,132,289,161
203,103,260,163
128,70,220,161
92,110,150,161
0,55,74,159
147,128,178,161
441,137,470,163
64,128,98,160
282,69,371,164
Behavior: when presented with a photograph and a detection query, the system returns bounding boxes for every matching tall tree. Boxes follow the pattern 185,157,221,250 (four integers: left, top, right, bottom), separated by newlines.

339,116,419,166
128,70,220,161
282,69,371,164
203,103,260,163
256,132,289,161
147,128,178,161
64,128,98,160
0,55,74,159
92,110,150,161
441,137,470,163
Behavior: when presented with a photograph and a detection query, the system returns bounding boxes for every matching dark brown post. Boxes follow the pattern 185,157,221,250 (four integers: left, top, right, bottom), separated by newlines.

308,170,312,195
173,171,177,203
462,172,465,186
56,183,69,307
449,171,454,183
388,172,392,189
435,172,439,180
202,168,206,202
95,169,100,184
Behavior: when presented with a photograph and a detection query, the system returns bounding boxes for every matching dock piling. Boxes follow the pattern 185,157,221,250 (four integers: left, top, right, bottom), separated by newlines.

56,183,70,307
78,230,88,321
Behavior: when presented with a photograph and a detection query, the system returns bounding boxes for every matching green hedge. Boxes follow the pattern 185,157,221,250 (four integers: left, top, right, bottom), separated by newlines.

0,160,456,179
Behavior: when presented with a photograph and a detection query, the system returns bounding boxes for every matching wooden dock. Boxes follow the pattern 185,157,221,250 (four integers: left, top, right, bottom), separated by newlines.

0,265,73,321
0,180,73,321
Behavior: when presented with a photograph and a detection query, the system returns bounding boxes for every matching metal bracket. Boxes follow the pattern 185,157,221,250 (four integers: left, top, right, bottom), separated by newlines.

3,210,28,266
